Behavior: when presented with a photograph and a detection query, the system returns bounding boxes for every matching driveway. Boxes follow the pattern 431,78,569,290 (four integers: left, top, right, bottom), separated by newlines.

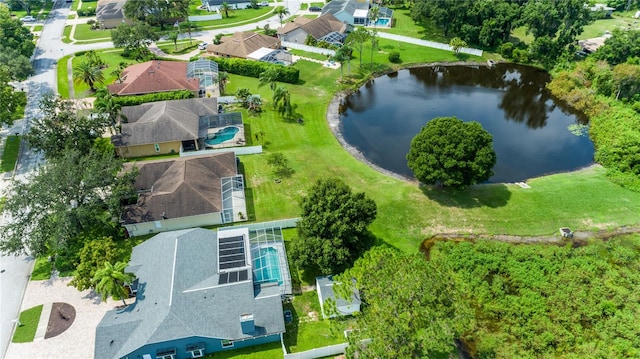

4,277,114,359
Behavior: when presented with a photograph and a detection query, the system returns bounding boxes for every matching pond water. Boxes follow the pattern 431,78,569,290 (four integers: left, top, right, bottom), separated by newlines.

339,64,595,183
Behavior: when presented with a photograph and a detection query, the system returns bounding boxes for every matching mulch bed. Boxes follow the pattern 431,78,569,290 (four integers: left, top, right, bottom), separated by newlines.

44,302,76,339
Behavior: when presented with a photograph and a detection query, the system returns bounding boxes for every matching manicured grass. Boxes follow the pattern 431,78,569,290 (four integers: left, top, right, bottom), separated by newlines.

157,40,200,55
289,48,330,61
300,3,309,10
12,305,43,343
283,291,352,353
225,47,640,254
189,0,211,16
62,25,72,43
31,257,52,280
377,6,450,44
32,25,43,31
202,341,282,358
12,91,26,121
57,54,72,98
77,0,97,16
578,14,638,40
73,24,111,41
71,49,135,98
1,136,21,173
511,26,534,45
197,7,273,29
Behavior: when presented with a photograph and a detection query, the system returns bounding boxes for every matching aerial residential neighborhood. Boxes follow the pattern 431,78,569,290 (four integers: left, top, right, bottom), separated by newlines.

2,0,640,359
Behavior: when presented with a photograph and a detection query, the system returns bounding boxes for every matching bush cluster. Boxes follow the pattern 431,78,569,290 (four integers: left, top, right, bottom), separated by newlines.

77,7,96,17
110,90,195,107
214,57,299,84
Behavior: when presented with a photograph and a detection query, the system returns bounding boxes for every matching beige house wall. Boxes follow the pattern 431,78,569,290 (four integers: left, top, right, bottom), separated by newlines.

116,141,183,158
124,212,224,237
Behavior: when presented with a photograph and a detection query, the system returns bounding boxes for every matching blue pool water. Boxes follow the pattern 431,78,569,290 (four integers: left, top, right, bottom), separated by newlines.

375,18,389,26
204,126,239,146
253,247,282,285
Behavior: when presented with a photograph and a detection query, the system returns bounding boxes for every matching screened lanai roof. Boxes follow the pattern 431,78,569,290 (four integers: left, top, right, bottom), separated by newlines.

319,31,346,45
379,7,393,18
187,58,219,88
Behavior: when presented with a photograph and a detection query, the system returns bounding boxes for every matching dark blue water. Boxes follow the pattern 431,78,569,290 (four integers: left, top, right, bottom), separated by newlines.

339,64,594,183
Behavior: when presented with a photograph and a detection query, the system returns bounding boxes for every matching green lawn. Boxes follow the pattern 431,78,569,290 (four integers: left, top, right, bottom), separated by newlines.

71,49,135,98
157,40,200,55
376,6,451,44
197,7,273,29
62,25,72,43
511,26,534,45
73,24,111,41
12,305,43,343
57,54,72,98
1,136,21,173
189,0,211,16
77,0,98,16
202,342,282,358
283,291,352,353
578,14,638,40
31,257,52,280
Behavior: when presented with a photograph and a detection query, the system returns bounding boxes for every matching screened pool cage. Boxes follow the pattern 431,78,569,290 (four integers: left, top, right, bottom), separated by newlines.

187,58,219,89
249,227,293,297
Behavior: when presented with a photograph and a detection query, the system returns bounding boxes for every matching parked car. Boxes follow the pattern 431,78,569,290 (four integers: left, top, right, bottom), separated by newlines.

198,42,208,50
20,15,36,22
259,1,269,6
309,6,322,12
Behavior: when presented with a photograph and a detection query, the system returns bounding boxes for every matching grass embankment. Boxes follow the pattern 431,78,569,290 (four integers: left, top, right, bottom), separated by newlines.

224,50,640,254
56,54,72,98
12,305,43,343
1,136,21,173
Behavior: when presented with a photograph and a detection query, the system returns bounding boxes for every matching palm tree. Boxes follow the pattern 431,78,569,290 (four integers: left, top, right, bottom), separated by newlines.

369,6,380,28
218,71,229,95
184,21,197,44
220,2,232,18
258,66,280,93
94,89,121,134
93,261,135,307
73,61,105,92
273,86,293,118
370,29,378,70
274,6,290,26
168,32,179,51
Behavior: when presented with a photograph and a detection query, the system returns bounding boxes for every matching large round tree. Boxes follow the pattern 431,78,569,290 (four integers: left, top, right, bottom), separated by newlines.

407,116,496,189
290,178,377,275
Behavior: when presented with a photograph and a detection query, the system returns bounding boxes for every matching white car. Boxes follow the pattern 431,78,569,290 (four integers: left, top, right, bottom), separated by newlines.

198,43,208,50
20,15,36,22
259,1,269,6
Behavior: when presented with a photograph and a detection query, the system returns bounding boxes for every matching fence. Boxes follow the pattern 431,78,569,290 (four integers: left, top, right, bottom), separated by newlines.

282,42,336,56
283,343,349,359
377,32,483,56
223,218,300,231
180,145,263,157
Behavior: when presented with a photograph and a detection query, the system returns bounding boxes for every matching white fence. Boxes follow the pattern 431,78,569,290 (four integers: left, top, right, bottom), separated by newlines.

187,14,222,21
377,32,483,56
180,145,262,157
223,218,300,231
283,343,349,359
282,42,336,56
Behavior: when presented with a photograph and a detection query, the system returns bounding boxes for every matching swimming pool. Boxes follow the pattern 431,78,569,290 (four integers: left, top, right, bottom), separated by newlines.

204,126,239,146
375,18,389,26
253,247,283,285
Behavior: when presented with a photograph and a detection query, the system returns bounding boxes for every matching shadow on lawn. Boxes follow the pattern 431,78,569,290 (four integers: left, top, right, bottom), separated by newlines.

420,183,511,208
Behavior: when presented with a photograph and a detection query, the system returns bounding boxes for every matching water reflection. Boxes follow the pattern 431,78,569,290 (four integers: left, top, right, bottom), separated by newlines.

339,64,594,183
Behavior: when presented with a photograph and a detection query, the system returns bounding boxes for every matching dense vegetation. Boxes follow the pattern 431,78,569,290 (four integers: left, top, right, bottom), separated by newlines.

213,57,300,84
340,237,640,358
547,29,640,191
410,0,592,68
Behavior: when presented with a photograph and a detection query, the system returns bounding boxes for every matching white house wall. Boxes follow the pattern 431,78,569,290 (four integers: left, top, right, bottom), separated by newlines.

125,212,223,237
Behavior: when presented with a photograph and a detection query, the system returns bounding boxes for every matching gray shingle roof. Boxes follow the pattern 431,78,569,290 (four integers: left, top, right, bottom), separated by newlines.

112,98,218,148
96,0,126,21
321,0,368,17
95,228,285,359
121,152,237,224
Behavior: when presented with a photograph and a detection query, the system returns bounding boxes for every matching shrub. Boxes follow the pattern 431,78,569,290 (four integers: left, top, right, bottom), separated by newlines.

499,42,514,59
77,7,96,16
110,90,195,106
388,51,401,63
214,57,299,84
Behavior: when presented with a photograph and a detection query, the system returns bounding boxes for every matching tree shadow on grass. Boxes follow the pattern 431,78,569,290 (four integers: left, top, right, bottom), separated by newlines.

420,183,512,208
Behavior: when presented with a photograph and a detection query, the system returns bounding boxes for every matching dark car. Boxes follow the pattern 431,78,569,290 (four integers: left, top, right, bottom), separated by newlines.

309,6,322,12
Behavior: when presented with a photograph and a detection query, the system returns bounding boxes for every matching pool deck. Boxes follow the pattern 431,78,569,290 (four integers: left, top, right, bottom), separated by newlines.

204,125,246,149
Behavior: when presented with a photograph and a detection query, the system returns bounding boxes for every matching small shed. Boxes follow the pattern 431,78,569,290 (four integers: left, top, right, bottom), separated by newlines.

316,275,361,319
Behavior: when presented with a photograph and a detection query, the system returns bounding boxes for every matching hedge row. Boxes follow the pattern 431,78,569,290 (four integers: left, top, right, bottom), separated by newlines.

213,57,299,84
112,90,195,107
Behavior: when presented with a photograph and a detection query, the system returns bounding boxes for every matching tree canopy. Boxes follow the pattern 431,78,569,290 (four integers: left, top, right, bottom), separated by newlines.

68,236,119,291
0,147,137,257
290,178,377,274
0,4,36,58
337,237,640,358
110,22,159,59
123,0,188,29
0,68,25,127
407,116,496,189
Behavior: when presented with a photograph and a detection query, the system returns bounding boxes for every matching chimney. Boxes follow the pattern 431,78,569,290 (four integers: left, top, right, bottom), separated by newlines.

240,314,255,334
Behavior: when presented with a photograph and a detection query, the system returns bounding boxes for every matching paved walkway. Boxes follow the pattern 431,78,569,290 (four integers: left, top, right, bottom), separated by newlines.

4,277,116,359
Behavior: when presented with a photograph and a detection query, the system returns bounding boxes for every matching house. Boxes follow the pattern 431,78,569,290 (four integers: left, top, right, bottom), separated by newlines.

316,275,361,319
320,0,392,27
96,0,130,29
201,0,253,11
95,226,293,359
277,13,350,45
108,59,219,97
120,152,247,237
589,3,616,17
578,33,612,53
205,31,281,59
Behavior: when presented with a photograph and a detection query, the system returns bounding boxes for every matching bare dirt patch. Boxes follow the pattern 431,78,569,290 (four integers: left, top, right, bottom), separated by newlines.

45,302,76,339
